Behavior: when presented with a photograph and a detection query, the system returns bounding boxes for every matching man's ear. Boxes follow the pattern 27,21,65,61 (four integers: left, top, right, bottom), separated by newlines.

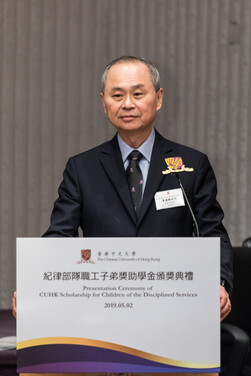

156,88,164,111
100,93,107,114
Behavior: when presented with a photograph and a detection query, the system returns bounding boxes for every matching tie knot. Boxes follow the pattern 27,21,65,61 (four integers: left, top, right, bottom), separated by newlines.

128,150,142,162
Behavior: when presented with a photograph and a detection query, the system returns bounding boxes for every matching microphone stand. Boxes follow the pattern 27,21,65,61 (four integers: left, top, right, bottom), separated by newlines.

175,173,200,237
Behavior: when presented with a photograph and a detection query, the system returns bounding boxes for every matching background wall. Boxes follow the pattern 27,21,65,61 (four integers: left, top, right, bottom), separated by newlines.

0,0,250,308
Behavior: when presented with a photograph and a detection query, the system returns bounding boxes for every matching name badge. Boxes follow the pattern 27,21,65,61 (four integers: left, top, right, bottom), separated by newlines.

154,188,185,210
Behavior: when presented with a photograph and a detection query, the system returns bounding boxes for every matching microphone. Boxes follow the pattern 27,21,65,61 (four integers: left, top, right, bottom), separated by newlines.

175,173,200,237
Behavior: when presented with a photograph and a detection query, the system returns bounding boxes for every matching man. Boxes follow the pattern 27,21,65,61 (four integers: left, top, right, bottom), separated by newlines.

13,56,232,375
42,55,232,310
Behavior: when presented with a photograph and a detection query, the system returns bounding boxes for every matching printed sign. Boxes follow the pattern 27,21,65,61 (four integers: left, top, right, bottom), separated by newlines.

16,237,220,374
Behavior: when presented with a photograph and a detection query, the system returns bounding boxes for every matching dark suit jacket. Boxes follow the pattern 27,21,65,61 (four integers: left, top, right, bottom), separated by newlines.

43,130,233,292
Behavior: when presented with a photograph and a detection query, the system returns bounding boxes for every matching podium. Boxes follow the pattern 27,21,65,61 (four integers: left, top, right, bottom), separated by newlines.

16,237,220,374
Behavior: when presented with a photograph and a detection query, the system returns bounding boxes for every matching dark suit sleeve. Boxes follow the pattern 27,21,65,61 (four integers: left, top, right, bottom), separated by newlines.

43,158,82,237
193,153,233,294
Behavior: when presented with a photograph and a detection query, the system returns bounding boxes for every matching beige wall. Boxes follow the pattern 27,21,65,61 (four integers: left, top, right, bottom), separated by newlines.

1,0,251,308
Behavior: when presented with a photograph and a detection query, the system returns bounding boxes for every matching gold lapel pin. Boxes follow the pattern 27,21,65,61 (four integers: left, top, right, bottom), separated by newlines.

162,157,194,175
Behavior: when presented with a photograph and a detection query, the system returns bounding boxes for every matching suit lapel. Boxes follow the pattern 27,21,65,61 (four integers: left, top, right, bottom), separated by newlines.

99,136,137,224
138,131,173,223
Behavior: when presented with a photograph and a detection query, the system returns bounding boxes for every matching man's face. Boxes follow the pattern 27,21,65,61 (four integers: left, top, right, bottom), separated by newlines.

101,61,163,140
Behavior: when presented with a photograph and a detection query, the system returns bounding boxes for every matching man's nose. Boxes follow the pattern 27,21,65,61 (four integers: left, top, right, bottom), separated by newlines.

122,95,135,109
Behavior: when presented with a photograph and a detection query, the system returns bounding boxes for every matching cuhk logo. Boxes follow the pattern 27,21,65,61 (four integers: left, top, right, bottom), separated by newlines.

77,249,95,264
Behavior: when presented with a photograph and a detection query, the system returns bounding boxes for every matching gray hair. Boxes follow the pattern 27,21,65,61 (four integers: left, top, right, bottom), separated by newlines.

100,56,161,94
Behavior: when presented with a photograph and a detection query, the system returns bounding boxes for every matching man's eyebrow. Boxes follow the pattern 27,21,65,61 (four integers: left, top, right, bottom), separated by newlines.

110,84,145,92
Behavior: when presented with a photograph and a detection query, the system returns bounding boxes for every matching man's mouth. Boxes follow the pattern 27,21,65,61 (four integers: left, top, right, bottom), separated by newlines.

120,115,138,121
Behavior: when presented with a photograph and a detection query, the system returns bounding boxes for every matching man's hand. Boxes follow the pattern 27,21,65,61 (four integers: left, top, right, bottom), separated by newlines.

220,285,231,321
12,291,17,318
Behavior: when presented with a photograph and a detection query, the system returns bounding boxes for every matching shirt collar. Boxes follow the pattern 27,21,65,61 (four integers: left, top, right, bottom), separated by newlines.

117,128,155,163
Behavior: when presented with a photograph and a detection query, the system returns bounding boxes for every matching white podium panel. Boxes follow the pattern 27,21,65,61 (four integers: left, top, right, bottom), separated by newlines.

16,237,220,374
